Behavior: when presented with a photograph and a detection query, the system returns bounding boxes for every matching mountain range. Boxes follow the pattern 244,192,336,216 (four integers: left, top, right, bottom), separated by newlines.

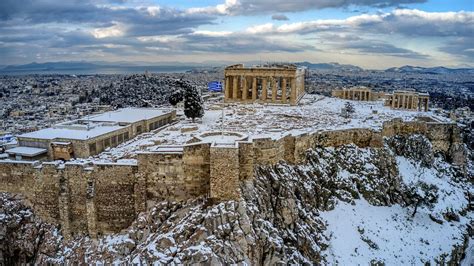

1,61,473,74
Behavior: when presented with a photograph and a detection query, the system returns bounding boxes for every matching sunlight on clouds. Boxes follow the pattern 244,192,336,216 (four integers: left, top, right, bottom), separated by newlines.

137,35,182,43
246,23,275,34
92,23,126,39
193,30,233,37
186,0,238,15
146,6,161,16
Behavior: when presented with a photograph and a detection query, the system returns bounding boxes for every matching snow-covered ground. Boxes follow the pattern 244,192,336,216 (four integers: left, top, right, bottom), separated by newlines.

322,199,471,264
86,94,449,163
321,156,472,265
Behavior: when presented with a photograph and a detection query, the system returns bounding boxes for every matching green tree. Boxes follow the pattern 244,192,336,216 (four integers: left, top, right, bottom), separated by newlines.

184,85,204,123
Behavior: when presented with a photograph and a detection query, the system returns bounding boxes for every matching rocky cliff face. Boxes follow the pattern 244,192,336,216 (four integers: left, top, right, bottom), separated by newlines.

1,136,472,264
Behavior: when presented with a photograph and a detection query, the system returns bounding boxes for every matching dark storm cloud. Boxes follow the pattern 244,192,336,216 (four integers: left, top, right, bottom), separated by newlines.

340,41,428,59
180,33,315,53
271,14,289,21
0,0,216,36
439,37,474,61
202,0,427,15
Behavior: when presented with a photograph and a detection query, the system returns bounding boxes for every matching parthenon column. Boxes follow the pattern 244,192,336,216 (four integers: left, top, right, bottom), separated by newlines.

252,77,257,100
290,78,296,105
271,77,277,102
232,76,238,100
392,95,396,108
425,98,429,111
225,77,230,100
281,78,287,103
242,76,248,100
261,77,267,101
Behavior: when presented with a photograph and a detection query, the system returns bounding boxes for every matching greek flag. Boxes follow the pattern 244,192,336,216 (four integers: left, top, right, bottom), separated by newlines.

208,81,223,92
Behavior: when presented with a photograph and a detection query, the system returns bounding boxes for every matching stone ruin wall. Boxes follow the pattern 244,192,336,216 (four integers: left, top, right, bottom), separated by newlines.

0,119,466,238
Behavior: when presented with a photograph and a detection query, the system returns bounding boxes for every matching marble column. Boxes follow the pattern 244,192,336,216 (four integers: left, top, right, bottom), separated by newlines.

252,77,257,100
290,78,296,105
281,78,287,103
225,76,230,99
232,76,238,100
392,95,396,108
242,76,248,100
261,77,268,101
271,77,277,102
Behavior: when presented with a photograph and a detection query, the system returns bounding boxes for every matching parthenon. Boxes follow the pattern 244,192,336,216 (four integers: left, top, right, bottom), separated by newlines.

385,90,430,111
224,64,306,105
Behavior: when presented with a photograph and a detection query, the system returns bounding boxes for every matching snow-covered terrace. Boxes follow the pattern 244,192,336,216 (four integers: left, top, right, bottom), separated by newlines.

86,94,450,163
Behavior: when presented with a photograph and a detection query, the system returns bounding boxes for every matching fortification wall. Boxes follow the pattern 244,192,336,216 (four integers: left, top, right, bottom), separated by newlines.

183,143,211,198
210,144,240,200
293,128,383,163
93,164,139,235
33,163,62,224
0,119,465,238
0,161,37,200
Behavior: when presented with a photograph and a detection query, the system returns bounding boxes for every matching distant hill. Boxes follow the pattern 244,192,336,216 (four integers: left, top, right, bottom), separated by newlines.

2,61,100,71
0,61,201,74
3,61,473,75
296,62,363,71
385,65,474,74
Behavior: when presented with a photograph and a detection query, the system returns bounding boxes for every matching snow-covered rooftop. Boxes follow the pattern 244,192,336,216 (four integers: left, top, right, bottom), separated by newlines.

6,146,47,157
19,124,125,140
83,108,171,124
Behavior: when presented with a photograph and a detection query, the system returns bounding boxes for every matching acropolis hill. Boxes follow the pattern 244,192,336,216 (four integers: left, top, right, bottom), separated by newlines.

0,92,467,239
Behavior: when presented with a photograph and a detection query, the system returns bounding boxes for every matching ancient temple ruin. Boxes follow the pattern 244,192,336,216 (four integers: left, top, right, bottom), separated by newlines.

385,90,430,111
224,64,306,105
332,86,385,101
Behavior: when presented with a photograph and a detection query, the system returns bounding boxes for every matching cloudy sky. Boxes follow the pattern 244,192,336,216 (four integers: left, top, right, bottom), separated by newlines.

0,0,472,68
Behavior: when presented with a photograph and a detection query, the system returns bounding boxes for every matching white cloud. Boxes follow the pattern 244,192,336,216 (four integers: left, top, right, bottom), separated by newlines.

192,30,233,37
91,23,126,39
244,9,474,36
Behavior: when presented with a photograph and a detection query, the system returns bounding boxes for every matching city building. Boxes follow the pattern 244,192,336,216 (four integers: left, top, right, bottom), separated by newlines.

224,64,306,105
385,90,430,111
11,108,176,160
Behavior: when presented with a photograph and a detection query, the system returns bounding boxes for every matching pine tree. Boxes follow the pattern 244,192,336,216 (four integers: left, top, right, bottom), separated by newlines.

184,85,204,123
168,90,183,106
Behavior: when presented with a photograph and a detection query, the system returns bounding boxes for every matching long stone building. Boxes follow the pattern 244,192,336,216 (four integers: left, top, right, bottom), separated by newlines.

12,108,176,160
385,90,430,111
224,64,306,105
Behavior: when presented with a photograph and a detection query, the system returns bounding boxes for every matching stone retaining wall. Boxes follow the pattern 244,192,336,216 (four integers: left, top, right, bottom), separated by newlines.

0,119,465,238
